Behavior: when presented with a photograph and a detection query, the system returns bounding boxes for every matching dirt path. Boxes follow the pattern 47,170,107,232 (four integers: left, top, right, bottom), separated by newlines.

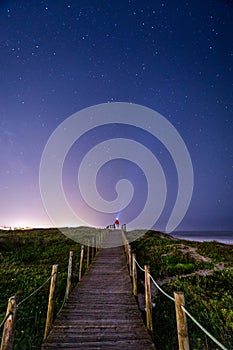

137,243,232,310
157,243,231,286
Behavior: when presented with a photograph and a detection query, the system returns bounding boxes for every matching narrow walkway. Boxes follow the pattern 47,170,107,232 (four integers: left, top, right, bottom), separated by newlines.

42,232,155,349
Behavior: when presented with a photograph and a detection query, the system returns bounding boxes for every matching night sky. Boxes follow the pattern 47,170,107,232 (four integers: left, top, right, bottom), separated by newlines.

0,0,232,232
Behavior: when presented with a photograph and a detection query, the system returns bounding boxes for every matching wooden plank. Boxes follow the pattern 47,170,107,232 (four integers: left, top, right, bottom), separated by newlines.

43,340,156,349
42,231,156,350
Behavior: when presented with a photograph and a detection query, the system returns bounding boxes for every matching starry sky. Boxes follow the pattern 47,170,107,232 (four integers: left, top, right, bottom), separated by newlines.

0,0,232,232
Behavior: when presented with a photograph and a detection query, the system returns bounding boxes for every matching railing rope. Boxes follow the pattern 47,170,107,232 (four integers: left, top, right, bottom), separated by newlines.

134,257,229,350
148,271,175,302
0,314,11,331
181,305,228,350
1,245,97,349
0,270,56,350
2,233,227,350
17,273,55,308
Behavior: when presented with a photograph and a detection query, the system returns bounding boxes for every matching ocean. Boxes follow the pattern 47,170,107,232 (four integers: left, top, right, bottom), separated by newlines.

172,231,233,245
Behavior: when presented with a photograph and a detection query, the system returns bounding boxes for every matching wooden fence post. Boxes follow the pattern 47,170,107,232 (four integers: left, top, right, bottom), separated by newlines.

65,251,73,301
96,235,99,252
125,243,129,265
95,236,98,254
128,245,132,276
79,245,84,281
174,292,190,350
99,233,102,249
132,253,137,296
92,238,95,261
96,235,98,252
87,241,90,268
145,265,153,333
0,296,17,350
44,264,58,340
121,227,126,248
100,231,103,246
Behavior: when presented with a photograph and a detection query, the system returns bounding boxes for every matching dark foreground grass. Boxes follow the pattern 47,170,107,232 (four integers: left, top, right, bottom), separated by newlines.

0,228,83,349
1,228,232,349
130,230,233,350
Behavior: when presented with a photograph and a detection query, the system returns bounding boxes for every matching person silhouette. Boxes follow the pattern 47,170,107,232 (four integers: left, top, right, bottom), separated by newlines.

114,218,119,229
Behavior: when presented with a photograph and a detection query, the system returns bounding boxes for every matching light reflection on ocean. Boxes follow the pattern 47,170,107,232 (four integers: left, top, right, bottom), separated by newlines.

172,231,233,245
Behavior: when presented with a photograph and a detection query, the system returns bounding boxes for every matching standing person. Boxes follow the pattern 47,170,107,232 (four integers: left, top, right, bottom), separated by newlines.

114,218,119,229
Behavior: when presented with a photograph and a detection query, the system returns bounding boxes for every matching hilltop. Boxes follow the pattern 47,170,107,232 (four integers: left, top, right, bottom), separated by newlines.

0,228,232,349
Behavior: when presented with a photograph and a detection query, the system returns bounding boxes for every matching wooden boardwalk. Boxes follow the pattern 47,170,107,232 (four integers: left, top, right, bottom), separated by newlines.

42,232,156,349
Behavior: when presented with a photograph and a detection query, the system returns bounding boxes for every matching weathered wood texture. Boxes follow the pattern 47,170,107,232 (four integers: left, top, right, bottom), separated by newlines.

43,265,58,341
42,232,155,350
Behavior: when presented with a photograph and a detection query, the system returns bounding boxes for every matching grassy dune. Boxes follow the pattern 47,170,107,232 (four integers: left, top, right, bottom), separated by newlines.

0,228,232,349
130,230,233,350
0,228,83,349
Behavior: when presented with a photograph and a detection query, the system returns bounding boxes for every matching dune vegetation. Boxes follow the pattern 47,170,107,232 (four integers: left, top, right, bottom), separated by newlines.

0,228,232,349
0,228,84,349
130,230,233,350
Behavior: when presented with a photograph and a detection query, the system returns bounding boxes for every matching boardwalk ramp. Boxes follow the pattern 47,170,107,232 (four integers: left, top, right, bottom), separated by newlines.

42,231,155,349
